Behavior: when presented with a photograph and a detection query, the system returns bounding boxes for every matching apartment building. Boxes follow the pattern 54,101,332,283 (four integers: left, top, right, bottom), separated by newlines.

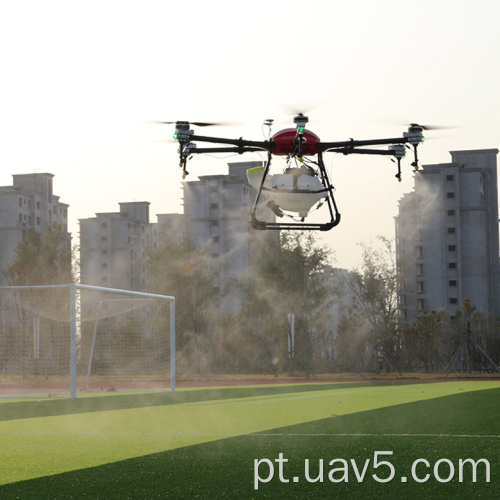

79,161,273,295
395,149,500,323
79,202,186,290
182,161,276,293
0,173,69,284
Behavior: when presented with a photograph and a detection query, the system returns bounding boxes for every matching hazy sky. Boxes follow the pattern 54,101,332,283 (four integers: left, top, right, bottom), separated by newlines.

1,0,499,269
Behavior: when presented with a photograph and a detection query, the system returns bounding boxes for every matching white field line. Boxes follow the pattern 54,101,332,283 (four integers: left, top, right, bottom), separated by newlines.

247,386,402,404
0,431,498,439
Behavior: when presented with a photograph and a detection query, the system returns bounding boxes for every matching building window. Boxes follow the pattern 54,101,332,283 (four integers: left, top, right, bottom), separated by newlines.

449,280,457,287
210,220,219,226
211,203,219,210
446,174,454,181
416,246,423,258
447,210,455,216
447,227,456,234
18,198,22,207
446,192,455,199
448,262,457,269
450,298,458,305
417,281,424,293
448,245,456,251
417,263,424,275
418,299,426,311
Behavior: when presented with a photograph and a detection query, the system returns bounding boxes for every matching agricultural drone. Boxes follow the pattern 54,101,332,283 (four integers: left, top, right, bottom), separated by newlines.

162,114,433,231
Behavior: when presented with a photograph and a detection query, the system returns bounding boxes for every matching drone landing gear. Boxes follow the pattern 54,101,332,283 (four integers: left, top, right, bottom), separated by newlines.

250,218,341,231
249,152,341,231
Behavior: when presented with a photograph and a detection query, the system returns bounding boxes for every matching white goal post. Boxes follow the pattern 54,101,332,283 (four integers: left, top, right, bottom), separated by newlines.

0,283,175,398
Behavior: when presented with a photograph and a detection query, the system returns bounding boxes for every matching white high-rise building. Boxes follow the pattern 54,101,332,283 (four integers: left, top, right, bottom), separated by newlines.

79,161,274,296
79,202,152,290
79,202,185,290
0,173,69,284
396,149,500,323
183,161,276,293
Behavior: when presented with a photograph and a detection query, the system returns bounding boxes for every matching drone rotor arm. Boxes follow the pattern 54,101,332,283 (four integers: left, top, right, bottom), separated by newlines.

188,134,272,151
324,147,400,157
183,146,270,155
317,136,418,151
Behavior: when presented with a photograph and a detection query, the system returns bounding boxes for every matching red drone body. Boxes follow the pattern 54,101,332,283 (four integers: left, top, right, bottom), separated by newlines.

271,128,321,156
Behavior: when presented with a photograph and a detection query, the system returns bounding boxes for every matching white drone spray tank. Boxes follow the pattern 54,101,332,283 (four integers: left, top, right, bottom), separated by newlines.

247,165,327,218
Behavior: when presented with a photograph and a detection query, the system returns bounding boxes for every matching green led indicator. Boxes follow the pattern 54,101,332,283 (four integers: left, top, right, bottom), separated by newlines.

298,126,305,133
173,133,178,139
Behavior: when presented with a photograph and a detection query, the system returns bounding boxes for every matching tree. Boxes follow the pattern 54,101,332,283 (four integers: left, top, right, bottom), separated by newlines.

2,224,75,378
6,224,74,286
234,232,335,374
147,236,220,375
342,236,400,373
334,308,370,372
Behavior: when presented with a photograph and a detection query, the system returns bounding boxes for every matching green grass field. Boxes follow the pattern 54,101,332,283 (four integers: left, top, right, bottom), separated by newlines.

0,380,499,498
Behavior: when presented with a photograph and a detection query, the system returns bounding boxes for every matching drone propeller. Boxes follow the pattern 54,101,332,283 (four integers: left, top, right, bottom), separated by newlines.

282,103,321,117
408,123,455,131
151,120,241,128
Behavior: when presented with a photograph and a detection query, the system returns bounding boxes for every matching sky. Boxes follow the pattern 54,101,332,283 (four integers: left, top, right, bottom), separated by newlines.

1,0,500,269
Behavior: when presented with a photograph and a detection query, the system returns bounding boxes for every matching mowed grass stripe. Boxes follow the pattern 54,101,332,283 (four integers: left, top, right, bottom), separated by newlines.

0,381,498,486
0,381,403,421
1,387,499,499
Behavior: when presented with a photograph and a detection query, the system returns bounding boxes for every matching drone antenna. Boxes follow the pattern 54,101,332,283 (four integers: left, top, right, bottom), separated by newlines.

263,119,274,140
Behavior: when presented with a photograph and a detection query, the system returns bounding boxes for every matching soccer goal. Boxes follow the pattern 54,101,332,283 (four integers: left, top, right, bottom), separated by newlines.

0,284,175,398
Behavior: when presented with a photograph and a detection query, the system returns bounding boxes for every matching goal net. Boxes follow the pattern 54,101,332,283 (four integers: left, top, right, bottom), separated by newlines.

0,284,175,398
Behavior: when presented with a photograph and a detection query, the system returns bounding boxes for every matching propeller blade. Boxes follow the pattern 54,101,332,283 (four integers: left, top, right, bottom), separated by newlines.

150,120,242,127
410,123,451,131
281,103,321,117
405,121,461,131
148,120,177,125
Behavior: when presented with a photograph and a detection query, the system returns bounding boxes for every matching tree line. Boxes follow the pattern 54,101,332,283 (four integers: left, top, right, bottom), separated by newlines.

146,232,500,376
3,225,500,376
